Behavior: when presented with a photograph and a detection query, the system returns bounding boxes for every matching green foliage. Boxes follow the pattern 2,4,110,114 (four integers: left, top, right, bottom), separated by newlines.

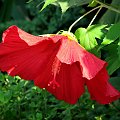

98,23,120,75
57,0,70,13
41,0,57,11
0,0,87,39
0,0,90,36
75,25,106,57
74,22,120,75
57,0,92,13
88,0,98,7
101,23,120,46
99,0,120,24
41,0,92,13
104,44,120,75
0,72,120,120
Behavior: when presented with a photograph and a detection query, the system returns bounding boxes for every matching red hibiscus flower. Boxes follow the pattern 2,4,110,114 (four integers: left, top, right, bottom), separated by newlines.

0,25,119,104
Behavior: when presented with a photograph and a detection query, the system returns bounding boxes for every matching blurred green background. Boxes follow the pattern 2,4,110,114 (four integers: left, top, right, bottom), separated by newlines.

0,0,120,120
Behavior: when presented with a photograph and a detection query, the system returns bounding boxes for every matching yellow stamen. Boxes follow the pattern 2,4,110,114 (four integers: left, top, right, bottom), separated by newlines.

61,31,78,42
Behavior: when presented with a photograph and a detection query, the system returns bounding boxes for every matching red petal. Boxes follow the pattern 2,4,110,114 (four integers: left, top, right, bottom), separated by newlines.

35,61,85,104
56,36,106,79
0,42,60,80
0,25,51,55
2,25,49,46
78,48,106,79
0,26,61,80
34,56,58,88
86,67,120,104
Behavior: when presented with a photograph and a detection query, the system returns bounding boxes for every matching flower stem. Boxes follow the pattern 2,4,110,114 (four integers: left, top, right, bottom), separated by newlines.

68,0,120,32
95,0,120,14
68,5,101,32
88,6,102,27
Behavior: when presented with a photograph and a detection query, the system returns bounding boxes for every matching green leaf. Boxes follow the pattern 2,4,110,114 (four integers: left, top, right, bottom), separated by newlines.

105,44,120,75
41,0,57,11
36,113,42,120
57,1,69,13
109,77,120,90
75,25,106,57
0,91,4,103
88,0,98,7
4,90,12,103
0,90,12,104
87,24,106,39
58,0,92,13
41,0,91,13
106,56,120,75
0,72,4,82
101,23,120,46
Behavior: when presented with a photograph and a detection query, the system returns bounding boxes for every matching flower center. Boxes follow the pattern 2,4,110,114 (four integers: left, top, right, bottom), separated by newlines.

61,31,77,42
48,58,61,89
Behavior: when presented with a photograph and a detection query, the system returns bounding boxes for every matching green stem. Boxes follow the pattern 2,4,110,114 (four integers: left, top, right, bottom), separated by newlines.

68,5,101,32
88,6,102,27
95,0,120,14
68,0,120,32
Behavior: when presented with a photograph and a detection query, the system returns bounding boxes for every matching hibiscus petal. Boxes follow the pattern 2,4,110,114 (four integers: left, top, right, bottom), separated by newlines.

56,37,106,79
2,25,49,46
0,26,61,80
34,55,59,88
86,67,120,104
0,25,52,55
78,47,106,80
35,60,85,104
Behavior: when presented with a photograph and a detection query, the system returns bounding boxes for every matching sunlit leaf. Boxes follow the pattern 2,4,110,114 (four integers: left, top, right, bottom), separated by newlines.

41,0,57,11
41,0,92,13
58,0,92,13
88,0,98,7
58,1,69,13
75,25,106,57
87,24,106,39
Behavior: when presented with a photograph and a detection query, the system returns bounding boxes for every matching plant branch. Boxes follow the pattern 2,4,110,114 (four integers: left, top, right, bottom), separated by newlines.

68,0,120,32
68,5,101,32
95,0,120,14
